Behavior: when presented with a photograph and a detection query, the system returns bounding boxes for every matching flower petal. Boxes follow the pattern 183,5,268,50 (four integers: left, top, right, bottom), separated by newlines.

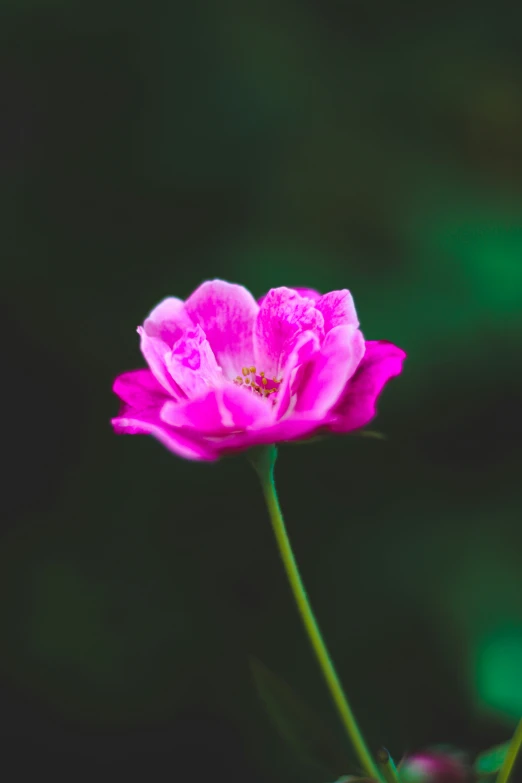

254,287,324,378
143,297,194,347
113,369,170,409
293,324,366,418
166,325,223,398
160,384,270,435
199,414,326,456
137,327,184,397
184,280,258,378
315,289,359,331
112,407,217,461
272,330,321,419
329,340,406,432
258,287,321,306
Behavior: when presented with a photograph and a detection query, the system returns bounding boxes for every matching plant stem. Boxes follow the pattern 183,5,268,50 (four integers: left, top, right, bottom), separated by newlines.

377,747,402,783
250,445,382,782
496,719,522,783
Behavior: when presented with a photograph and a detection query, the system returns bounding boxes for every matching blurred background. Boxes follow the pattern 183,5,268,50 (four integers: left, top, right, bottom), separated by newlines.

2,1,522,781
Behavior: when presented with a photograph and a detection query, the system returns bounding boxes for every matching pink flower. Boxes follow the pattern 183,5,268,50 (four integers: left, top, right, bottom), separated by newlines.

112,280,406,461
400,750,469,783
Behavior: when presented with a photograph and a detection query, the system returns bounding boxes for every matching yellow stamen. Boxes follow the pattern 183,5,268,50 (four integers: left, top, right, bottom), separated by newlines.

235,365,281,404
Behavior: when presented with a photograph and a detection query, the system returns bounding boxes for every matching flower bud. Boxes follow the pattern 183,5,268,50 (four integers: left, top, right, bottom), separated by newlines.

400,748,469,783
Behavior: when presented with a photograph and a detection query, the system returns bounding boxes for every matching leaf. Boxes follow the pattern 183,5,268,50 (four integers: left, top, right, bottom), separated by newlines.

329,778,372,783
350,430,387,440
474,742,510,776
249,656,353,779
286,435,328,447
284,429,387,449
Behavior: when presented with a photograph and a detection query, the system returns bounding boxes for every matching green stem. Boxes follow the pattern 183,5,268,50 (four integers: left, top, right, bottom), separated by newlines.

250,445,382,782
377,747,402,783
496,719,522,783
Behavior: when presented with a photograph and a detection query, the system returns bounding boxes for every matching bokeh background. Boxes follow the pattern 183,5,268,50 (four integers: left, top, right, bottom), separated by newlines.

2,1,522,781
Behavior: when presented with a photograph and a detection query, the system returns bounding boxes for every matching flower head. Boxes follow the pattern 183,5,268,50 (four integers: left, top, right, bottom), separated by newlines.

112,280,406,460
400,749,469,783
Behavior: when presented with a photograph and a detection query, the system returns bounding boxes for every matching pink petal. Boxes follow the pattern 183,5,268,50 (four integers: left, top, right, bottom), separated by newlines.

137,327,184,398
143,297,194,347
272,330,321,420
199,414,327,456
254,287,325,378
160,384,271,435
315,289,359,331
257,287,321,306
293,287,321,301
329,340,406,432
184,280,258,378
293,325,366,418
112,407,217,461
113,369,170,409
166,325,223,398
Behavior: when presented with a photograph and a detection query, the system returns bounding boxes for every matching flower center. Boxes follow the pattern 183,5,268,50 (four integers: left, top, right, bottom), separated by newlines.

233,366,283,399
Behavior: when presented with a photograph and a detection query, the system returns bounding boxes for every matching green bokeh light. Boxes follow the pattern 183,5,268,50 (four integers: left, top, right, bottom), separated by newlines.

476,627,522,720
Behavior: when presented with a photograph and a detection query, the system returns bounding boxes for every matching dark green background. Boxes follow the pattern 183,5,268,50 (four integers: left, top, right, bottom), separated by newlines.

2,1,522,781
